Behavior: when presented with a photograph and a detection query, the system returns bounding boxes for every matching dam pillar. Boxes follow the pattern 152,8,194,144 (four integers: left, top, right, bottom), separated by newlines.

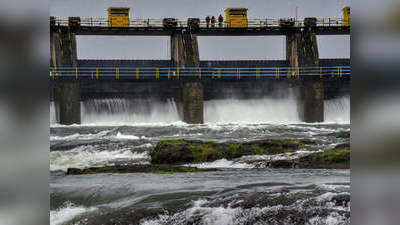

55,82,81,125
171,30,203,124
181,82,204,124
51,29,81,124
298,81,324,123
287,30,324,122
50,30,78,67
171,31,199,67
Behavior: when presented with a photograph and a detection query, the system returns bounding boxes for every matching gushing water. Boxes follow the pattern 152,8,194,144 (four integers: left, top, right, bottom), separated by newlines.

49,96,350,125
325,96,350,124
50,101,57,124
81,98,180,125
205,97,299,124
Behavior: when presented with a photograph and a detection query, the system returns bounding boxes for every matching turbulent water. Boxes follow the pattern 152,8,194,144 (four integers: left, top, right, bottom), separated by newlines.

50,96,350,225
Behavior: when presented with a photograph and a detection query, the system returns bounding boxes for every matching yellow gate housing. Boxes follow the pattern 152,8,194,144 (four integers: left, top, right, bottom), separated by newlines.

107,7,130,27
225,8,248,28
342,6,350,26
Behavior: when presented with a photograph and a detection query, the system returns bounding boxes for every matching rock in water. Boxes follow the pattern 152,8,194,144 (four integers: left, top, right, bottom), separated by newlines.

151,139,310,164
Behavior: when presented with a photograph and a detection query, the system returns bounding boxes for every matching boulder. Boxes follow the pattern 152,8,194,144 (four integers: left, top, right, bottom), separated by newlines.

151,139,310,164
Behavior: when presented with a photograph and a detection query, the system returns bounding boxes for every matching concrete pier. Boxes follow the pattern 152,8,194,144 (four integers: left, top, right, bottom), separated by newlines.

298,81,324,123
286,30,324,122
181,82,204,124
50,30,77,67
171,31,204,124
171,31,200,67
51,30,81,124
55,82,81,125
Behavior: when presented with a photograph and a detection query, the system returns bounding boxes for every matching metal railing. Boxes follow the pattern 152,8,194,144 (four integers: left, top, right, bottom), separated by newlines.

49,66,351,79
50,17,347,28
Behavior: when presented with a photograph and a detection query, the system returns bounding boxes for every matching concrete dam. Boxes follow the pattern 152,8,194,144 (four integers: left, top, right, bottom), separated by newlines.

50,17,350,125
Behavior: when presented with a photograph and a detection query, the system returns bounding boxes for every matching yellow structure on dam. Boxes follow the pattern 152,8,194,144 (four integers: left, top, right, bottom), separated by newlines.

107,7,130,27
224,8,248,28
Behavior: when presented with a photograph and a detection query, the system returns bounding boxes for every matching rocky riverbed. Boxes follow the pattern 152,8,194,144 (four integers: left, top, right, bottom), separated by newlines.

50,123,350,225
66,137,349,175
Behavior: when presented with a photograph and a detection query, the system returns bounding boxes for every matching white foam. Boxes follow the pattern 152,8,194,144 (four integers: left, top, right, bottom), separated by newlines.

316,192,348,202
309,212,349,225
50,146,150,171
141,197,349,225
185,150,326,169
133,143,153,148
141,199,241,225
50,202,96,225
114,132,140,140
50,130,111,141
316,183,351,192
186,159,254,169
50,133,80,141
240,149,323,162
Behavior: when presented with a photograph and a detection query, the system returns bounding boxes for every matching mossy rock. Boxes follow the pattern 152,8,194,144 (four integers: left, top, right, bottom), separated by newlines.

296,148,350,169
67,164,216,175
151,139,311,164
337,130,350,138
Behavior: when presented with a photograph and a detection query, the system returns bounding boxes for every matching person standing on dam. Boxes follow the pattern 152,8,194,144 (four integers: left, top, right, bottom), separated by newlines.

218,14,223,27
211,16,216,27
205,16,210,27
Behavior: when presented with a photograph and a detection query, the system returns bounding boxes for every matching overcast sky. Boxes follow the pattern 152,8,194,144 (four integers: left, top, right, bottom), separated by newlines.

50,0,350,60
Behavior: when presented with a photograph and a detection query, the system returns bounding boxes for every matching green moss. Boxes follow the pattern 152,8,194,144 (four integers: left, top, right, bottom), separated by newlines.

337,130,350,138
153,170,175,175
277,140,305,145
228,143,243,151
177,166,198,172
251,145,265,155
306,148,350,163
191,145,218,162
151,139,312,164
158,139,187,147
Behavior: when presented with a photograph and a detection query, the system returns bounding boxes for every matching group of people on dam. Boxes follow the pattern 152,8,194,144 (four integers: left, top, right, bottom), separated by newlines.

205,14,224,27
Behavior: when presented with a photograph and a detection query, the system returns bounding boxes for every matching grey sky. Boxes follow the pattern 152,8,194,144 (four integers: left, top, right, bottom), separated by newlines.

50,0,350,60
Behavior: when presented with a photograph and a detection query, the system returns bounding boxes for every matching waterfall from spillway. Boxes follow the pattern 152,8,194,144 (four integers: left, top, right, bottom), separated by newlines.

49,96,350,125
324,96,350,124
204,85,301,124
204,98,300,124
50,101,57,125
81,98,180,125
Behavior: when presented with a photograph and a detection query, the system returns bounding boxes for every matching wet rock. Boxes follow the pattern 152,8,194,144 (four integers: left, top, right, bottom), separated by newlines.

51,139,149,153
264,148,350,169
296,148,350,169
82,207,166,225
67,164,218,175
269,160,295,168
151,139,311,164
331,194,350,207
337,130,350,138
333,141,350,150
198,190,350,225
323,130,350,139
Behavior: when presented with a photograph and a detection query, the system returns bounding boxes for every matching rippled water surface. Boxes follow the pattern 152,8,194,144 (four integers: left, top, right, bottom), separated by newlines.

50,97,350,225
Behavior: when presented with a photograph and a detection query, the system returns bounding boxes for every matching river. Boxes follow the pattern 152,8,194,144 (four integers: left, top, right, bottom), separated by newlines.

50,96,350,225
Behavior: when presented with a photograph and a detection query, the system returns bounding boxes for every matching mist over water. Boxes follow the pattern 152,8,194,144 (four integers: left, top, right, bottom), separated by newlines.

81,98,180,125
50,96,349,125
325,96,350,124
205,97,299,124
50,101,57,124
